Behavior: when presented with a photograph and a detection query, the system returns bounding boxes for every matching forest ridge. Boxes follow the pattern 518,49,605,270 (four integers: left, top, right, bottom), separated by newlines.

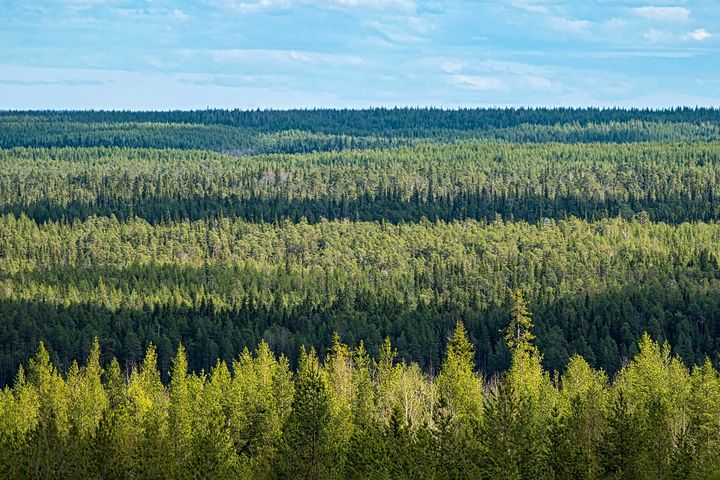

1,108,720,478
0,108,719,384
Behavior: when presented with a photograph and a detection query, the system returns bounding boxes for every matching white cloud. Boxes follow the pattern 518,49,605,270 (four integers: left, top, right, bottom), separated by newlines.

587,50,699,59
205,0,291,13
57,0,116,5
633,6,690,23
644,28,672,43
440,61,463,74
549,17,593,36
473,60,553,76
506,0,551,14
362,14,433,44
329,0,415,11
521,75,554,91
504,0,594,38
170,9,190,21
205,0,416,13
451,75,507,92
205,48,364,66
0,65,362,110
683,28,711,41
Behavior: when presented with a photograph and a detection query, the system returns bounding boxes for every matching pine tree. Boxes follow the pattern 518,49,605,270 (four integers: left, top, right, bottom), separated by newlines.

478,381,522,480
168,344,192,478
278,347,334,480
325,332,355,471
686,359,720,478
506,289,536,355
0,365,38,478
491,294,552,479
557,355,609,479
65,338,108,479
351,341,376,430
436,322,483,421
96,358,135,480
192,361,239,479
344,422,389,480
128,343,170,479
28,342,69,479
434,322,483,478
599,390,647,480
229,340,293,476
617,333,691,478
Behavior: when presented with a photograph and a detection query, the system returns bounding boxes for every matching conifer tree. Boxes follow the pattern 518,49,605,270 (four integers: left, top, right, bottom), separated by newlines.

506,289,536,355
279,347,334,480
65,339,108,479
0,365,38,478
193,361,239,479
556,355,609,479
434,322,483,478
351,341,376,429
28,342,69,479
168,344,192,478
128,343,170,478
686,358,720,478
229,340,293,476
96,358,135,480
493,292,553,479
599,390,647,480
478,380,522,480
325,333,355,472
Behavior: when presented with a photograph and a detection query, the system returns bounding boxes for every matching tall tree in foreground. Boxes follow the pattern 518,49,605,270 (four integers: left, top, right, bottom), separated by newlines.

551,355,609,479
278,347,334,480
229,341,293,477
28,342,69,479
435,322,483,478
480,289,551,479
65,339,108,479
127,344,170,479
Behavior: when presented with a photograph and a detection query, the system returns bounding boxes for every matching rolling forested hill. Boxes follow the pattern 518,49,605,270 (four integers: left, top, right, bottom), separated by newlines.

0,108,720,381
2,108,720,479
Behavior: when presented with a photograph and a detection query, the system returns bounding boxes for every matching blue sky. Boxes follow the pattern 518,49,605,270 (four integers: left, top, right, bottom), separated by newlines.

1,0,719,109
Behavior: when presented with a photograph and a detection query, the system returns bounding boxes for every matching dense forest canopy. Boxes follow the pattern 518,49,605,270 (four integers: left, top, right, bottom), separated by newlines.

0,214,718,385
2,107,720,151
3,143,720,225
0,107,719,387
3,106,719,131
2,106,720,477
3,319,720,479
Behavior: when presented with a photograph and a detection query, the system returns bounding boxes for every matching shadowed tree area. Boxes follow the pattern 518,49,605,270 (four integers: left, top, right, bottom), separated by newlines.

2,317,720,479
2,108,720,476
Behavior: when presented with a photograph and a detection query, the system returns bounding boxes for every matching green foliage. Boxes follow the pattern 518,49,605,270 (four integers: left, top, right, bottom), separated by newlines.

279,347,334,480
436,322,483,421
1,213,720,380
0,326,717,479
1,108,719,477
3,108,720,152
506,290,537,355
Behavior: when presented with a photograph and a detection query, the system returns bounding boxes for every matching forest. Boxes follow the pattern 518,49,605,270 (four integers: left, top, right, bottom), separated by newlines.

1,107,720,477
3,310,720,479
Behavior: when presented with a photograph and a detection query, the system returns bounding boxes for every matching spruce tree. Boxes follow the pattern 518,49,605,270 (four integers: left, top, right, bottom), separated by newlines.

434,322,483,478
278,347,334,480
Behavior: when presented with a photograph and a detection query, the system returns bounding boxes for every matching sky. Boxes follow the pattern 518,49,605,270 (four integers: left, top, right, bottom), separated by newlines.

1,0,719,109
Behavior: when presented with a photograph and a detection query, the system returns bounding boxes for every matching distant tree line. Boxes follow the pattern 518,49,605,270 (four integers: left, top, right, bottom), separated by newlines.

1,107,720,152
3,143,720,224
3,106,719,133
